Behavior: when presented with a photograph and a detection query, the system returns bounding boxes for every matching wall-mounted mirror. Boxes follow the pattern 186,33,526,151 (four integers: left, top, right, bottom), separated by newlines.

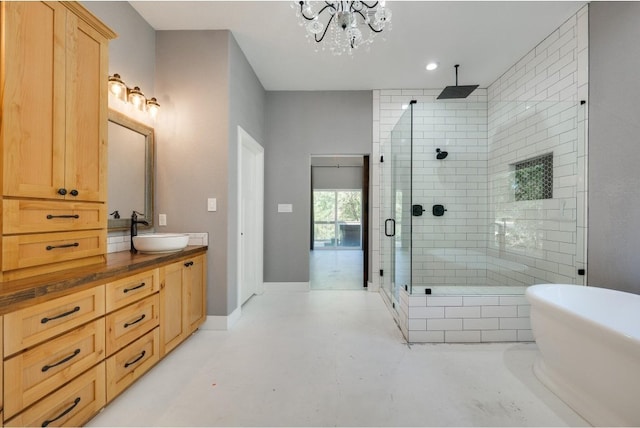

108,109,154,231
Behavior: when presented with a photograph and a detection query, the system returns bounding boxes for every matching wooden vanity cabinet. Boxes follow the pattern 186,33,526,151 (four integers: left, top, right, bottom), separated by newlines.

0,1,116,281
160,254,207,356
1,249,207,426
1,316,3,422
0,1,113,202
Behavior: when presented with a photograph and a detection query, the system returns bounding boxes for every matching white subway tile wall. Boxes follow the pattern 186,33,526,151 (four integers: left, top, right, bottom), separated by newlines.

407,292,532,344
375,6,588,343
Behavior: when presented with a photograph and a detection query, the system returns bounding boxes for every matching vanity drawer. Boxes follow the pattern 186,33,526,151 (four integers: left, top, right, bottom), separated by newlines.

2,199,106,234
4,318,106,419
106,269,160,312
106,327,159,403
2,229,107,271
4,362,106,428
106,294,159,356
4,285,106,357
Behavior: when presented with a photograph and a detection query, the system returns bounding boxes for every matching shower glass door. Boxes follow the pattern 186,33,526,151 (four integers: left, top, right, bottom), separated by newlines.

381,105,413,306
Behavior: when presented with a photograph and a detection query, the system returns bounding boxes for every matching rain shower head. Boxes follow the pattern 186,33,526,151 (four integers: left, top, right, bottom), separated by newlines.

437,64,479,100
436,148,448,160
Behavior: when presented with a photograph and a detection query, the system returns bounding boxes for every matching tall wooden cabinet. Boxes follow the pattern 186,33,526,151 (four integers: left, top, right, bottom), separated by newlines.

0,1,115,281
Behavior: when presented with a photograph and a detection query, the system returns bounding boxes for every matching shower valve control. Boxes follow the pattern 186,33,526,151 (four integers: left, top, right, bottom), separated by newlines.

412,205,426,216
432,205,447,216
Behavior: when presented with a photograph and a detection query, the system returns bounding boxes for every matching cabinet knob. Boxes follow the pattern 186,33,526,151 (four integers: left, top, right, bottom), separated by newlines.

70,189,79,196
57,188,67,195
184,261,194,267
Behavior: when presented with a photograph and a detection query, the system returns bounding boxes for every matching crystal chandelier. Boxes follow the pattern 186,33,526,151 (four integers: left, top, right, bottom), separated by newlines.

294,1,392,55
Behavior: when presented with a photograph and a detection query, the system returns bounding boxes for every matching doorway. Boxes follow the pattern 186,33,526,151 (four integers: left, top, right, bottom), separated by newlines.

310,156,369,289
237,126,264,307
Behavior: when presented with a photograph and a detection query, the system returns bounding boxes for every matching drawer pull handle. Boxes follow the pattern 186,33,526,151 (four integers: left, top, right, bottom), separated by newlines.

124,314,146,328
42,348,81,372
41,306,81,324
123,282,146,293
46,214,80,219
46,242,79,251
124,350,147,368
184,261,194,267
41,397,81,427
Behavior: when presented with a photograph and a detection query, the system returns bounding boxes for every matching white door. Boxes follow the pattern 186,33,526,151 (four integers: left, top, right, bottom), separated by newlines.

238,126,264,306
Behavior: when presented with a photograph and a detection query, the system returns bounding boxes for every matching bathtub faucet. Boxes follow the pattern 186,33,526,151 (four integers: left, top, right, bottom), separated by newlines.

130,211,149,253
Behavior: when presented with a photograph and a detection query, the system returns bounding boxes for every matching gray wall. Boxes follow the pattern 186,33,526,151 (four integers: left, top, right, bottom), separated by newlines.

588,2,640,294
227,34,267,311
264,91,372,283
155,31,231,315
82,1,155,94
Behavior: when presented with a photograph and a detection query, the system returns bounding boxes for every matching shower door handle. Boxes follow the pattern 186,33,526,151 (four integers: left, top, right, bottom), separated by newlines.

384,219,396,237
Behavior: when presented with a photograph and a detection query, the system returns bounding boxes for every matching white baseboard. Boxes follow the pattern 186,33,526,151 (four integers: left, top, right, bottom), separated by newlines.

367,280,380,292
200,306,242,330
263,282,310,292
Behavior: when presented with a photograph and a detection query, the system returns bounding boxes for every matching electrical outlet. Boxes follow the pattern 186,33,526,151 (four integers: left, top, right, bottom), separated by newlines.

159,214,167,226
207,198,217,212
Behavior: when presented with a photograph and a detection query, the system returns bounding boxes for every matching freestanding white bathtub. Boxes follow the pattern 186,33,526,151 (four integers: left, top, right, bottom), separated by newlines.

527,284,640,426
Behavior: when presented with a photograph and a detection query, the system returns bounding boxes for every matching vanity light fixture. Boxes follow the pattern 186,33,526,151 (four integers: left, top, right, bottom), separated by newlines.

108,73,160,117
146,97,160,119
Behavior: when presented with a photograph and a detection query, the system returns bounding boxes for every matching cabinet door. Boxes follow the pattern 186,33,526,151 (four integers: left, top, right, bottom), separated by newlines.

65,13,109,202
159,261,185,356
184,255,206,332
1,1,67,199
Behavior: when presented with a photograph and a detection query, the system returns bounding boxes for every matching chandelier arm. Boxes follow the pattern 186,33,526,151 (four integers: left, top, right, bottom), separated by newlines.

315,12,336,43
299,2,336,21
366,20,385,33
351,9,385,33
358,1,380,8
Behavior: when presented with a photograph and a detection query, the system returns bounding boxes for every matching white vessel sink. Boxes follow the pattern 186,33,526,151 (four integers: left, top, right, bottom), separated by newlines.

133,233,189,254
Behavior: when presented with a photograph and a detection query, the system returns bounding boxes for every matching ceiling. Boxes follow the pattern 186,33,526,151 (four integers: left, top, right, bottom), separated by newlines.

130,1,585,91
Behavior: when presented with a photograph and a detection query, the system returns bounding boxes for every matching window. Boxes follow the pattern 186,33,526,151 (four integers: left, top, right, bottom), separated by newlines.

313,190,362,249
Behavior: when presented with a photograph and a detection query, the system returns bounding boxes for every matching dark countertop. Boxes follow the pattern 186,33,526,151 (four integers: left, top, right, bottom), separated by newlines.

0,246,207,315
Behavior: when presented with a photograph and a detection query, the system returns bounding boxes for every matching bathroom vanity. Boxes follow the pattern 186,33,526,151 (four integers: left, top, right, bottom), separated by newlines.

0,2,209,425
0,246,207,426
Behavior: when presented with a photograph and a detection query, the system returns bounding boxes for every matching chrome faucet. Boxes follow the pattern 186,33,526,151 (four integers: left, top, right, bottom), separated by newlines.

130,211,149,253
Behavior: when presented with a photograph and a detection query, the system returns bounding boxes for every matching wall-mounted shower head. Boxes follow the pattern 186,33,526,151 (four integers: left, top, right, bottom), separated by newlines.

436,148,448,160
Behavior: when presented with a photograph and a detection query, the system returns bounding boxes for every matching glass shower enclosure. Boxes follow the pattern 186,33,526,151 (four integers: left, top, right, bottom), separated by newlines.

380,97,585,311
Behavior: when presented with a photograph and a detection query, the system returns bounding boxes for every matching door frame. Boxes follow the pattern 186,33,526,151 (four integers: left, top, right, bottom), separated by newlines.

237,126,264,307
309,155,370,288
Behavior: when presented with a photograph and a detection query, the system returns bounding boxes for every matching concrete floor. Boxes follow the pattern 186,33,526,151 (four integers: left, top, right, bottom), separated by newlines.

310,249,364,290
87,290,588,427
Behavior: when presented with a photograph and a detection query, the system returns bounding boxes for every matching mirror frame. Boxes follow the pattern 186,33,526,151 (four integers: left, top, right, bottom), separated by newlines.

107,108,155,231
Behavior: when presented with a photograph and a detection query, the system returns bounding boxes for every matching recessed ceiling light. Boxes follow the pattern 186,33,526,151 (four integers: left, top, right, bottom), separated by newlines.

426,62,438,71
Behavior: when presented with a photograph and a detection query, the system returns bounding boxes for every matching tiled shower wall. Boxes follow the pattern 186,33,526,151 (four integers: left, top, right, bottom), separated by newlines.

485,5,589,287
411,94,489,287
374,5,588,342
